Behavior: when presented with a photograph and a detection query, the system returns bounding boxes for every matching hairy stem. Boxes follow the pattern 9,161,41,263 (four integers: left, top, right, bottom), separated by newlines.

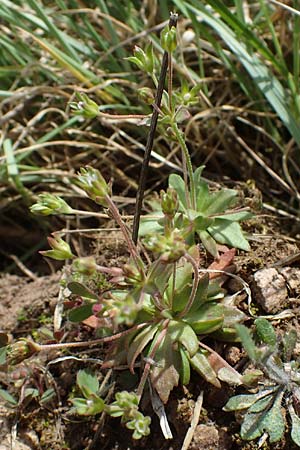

36,323,148,351
172,122,196,210
105,194,142,271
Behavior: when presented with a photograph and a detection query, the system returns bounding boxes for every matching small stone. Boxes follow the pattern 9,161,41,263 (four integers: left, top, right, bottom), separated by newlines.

253,268,288,313
225,346,242,365
189,424,232,450
279,267,300,295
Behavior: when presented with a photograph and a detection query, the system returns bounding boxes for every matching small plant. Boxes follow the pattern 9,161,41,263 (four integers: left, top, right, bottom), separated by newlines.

71,370,151,440
3,13,252,442
30,167,246,405
224,319,300,447
140,168,252,258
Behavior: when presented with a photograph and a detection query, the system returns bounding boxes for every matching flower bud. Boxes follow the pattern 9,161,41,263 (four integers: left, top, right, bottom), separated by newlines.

127,44,155,75
69,93,99,119
72,256,97,275
77,167,111,206
161,25,177,53
160,188,178,218
6,340,40,365
30,194,73,216
144,230,186,263
40,236,74,260
137,87,155,105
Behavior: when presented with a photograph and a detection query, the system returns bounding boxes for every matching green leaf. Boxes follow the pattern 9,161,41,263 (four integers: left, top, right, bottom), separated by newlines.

138,216,163,236
184,302,224,334
67,281,98,300
68,304,94,323
193,165,205,188
241,389,285,442
193,214,214,231
167,321,199,357
217,367,242,386
204,189,237,215
254,318,277,347
214,211,252,221
40,388,56,405
127,324,159,372
77,369,99,398
260,390,285,442
169,173,188,210
178,324,199,357
289,404,300,446
72,396,105,416
0,347,7,365
208,219,250,251
224,394,259,411
188,273,210,312
0,388,17,406
283,329,297,362
235,324,259,362
195,180,210,212
248,394,274,414
178,345,191,385
223,306,246,328
150,333,180,403
198,230,219,258
190,351,221,387
167,263,193,312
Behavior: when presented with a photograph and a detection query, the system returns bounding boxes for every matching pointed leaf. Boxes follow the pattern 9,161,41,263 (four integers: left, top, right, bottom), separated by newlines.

190,351,221,387
188,273,210,312
195,179,210,212
77,370,99,398
241,390,285,442
240,411,265,441
127,324,159,373
67,281,98,300
168,321,199,357
0,347,7,365
205,189,237,215
235,324,259,362
248,394,274,414
215,211,252,221
0,389,17,406
208,219,250,251
178,345,191,385
223,306,246,327
150,333,180,403
198,230,219,258
169,173,188,210
224,388,278,411
184,303,224,334
218,367,242,386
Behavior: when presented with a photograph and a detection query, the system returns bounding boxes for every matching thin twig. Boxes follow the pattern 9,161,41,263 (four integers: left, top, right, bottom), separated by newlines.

181,391,204,450
132,12,178,244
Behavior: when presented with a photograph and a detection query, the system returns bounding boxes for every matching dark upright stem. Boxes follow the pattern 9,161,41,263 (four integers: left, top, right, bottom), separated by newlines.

132,12,178,244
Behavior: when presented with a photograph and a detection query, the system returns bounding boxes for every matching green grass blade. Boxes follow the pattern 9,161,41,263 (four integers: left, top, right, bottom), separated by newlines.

176,0,300,145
